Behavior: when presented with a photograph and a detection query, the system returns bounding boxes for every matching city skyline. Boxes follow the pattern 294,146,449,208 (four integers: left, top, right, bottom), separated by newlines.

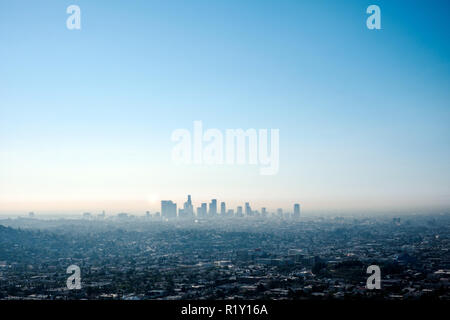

160,194,301,219
0,192,448,216
6,194,304,218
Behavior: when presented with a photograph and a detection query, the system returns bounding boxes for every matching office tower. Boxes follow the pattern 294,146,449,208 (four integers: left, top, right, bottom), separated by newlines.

186,195,193,214
277,208,283,217
220,202,226,215
237,206,243,216
294,203,300,218
197,203,207,217
161,200,177,219
181,194,194,218
245,202,252,216
209,199,217,216
201,203,207,216
261,207,267,217
227,209,234,216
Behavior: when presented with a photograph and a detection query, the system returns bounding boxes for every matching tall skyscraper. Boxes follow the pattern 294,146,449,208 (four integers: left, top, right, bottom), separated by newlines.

245,202,252,216
236,206,243,217
161,200,177,219
220,202,226,215
209,199,217,216
180,194,194,218
201,203,207,216
197,203,207,217
294,203,301,218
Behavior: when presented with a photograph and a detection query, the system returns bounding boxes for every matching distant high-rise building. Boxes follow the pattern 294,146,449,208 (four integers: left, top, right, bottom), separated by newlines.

202,203,207,216
209,199,217,216
261,208,267,216
180,195,194,218
196,203,207,217
277,208,283,217
83,212,92,219
220,202,226,215
28,212,35,218
161,200,177,219
146,211,151,218
245,202,252,216
237,206,243,217
294,203,301,218
227,209,234,216
186,195,193,214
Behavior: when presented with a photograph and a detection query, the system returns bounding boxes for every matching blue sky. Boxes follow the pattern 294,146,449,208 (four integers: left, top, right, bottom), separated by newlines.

0,0,449,214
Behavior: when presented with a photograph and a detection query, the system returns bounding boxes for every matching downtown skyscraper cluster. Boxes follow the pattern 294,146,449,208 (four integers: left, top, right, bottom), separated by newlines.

161,195,301,219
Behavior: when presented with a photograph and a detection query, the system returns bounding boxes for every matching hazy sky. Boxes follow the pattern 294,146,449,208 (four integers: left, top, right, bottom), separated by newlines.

1,0,449,215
